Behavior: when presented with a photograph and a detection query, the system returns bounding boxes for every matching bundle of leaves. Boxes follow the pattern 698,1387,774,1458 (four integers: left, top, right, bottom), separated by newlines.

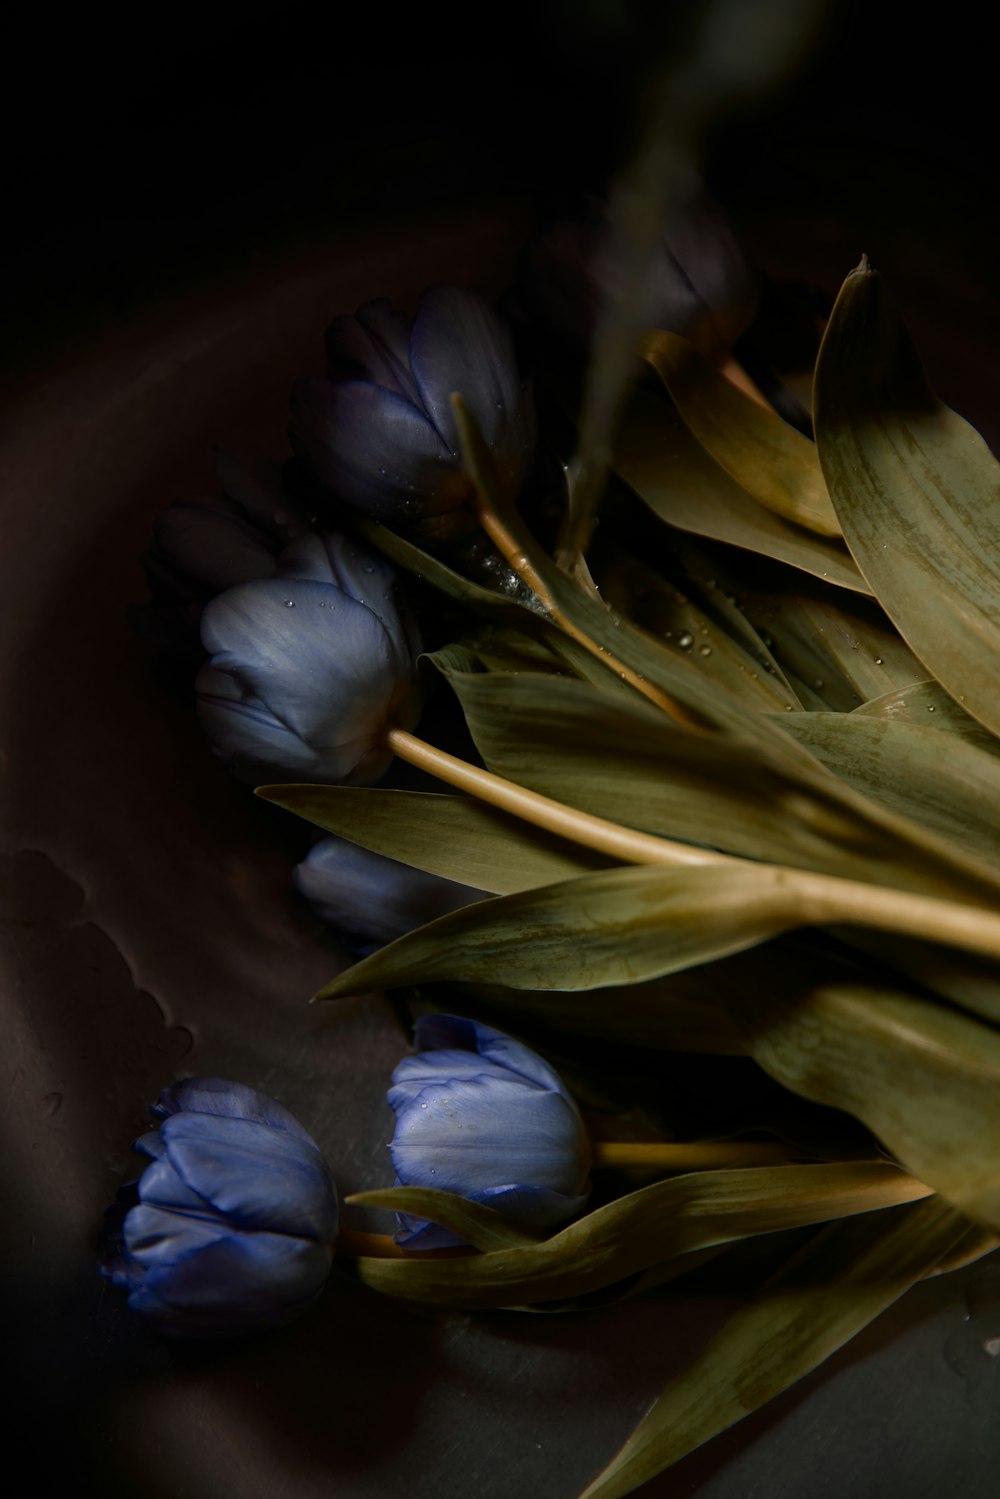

258,260,1000,1497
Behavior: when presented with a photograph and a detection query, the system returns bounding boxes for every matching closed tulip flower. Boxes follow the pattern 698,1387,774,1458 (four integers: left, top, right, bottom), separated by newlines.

388,1015,591,1250
99,1078,338,1338
291,288,535,544
295,836,485,953
196,531,422,786
519,188,758,361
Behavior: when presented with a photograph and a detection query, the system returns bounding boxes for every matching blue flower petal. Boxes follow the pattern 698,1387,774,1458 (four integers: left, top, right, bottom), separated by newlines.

294,836,483,948
196,662,386,786
276,533,422,684
389,1077,589,1197
412,1014,571,1095
160,1113,338,1243
126,1232,333,1338
152,1077,319,1148
123,1202,231,1266
324,299,420,406
408,288,535,488
290,378,467,523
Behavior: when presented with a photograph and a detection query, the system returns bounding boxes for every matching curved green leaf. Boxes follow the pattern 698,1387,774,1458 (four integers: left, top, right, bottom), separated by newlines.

779,710,1000,874
431,655,1000,901
256,785,614,893
578,1197,966,1499
348,1162,929,1310
814,259,1000,736
642,329,841,536
735,977,1000,1227
616,386,869,592
314,863,803,998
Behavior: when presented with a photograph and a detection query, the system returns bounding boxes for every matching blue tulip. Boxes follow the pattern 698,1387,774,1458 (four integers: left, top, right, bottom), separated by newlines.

388,1015,592,1250
295,836,485,953
519,187,758,360
146,448,312,606
291,288,535,543
196,531,422,786
99,1078,338,1338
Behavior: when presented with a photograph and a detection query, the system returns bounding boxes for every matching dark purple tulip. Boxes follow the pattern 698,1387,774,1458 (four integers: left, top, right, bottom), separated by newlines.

295,836,485,953
291,288,536,544
100,1078,338,1338
145,448,312,607
388,1015,592,1251
196,532,422,787
519,188,758,360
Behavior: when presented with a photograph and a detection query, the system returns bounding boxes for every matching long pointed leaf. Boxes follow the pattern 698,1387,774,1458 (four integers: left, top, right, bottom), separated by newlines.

256,786,613,893
348,1163,930,1310
616,386,869,591
578,1197,966,1499
642,329,841,536
814,259,1000,736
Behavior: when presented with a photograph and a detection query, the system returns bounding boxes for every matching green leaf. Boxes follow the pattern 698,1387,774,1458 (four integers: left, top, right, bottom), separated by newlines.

577,1196,967,1499
733,976,1000,1228
615,386,869,592
314,863,806,998
595,543,801,714
814,259,1000,737
348,1162,930,1311
779,710,1000,875
853,680,1000,750
354,515,541,622
641,330,841,536
255,786,613,894
741,579,924,712
430,655,1000,901
345,1187,543,1251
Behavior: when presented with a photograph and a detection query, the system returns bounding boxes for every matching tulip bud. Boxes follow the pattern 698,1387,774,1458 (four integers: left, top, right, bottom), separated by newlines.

519,187,758,361
291,288,536,545
196,531,422,786
388,1015,592,1250
99,1078,338,1338
295,836,485,953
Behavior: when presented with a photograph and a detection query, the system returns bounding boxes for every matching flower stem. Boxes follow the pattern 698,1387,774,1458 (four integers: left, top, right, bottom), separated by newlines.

386,727,713,868
590,1140,817,1172
470,490,703,729
450,390,702,730
388,727,1000,967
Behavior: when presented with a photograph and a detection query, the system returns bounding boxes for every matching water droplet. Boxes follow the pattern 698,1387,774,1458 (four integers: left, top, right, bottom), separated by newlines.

928,705,936,712
420,1102,428,1109
378,466,387,476
814,678,824,690
698,644,712,657
784,704,793,711
677,632,694,650
364,565,375,574
284,600,296,608
874,657,883,665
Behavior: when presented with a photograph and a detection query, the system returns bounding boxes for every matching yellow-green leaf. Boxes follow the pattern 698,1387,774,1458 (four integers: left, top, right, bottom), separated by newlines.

642,329,841,536
814,259,1000,737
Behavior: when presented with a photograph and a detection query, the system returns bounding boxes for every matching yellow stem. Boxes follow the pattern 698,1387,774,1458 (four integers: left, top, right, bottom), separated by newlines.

469,491,704,731
386,727,713,869
387,728,1000,968
337,1230,408,1259
591,1140,815,1171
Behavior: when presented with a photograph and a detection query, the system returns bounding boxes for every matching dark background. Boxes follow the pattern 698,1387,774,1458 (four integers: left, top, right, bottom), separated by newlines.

4,2,997,370
5,6,1000,1498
